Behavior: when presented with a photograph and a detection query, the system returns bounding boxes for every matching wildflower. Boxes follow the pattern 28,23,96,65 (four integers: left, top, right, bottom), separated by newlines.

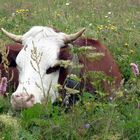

66,2,70,6
83,123,90,129
0,114,20,139
12,12,16,17
97,25,103,30
124,43,129,48
137,103,140,109
110,25,117,31
0,77,7,95
56,13,61,17
130,49,134,54
105,25,108,29
69,74,81,82
89,23,92,26
58,60,73,68
130,63,139,77
86,52,104,60
108,11,112,15
79,46,93,51
55,11,61,17
109,96,113,101
16,9,29,14
116,91,123,97
107,19,110,23
65,87,80,94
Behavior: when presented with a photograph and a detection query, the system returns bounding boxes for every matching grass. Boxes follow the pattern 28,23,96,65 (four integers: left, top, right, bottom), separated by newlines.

0,0,140,139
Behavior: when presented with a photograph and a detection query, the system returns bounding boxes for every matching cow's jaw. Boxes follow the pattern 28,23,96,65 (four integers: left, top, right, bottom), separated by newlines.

11,26,65,110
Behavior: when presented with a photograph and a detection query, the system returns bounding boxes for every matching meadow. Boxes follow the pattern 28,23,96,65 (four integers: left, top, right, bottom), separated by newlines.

0,0,140,139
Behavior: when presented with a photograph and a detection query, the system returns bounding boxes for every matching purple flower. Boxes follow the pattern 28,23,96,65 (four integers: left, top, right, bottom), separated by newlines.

130,63,139,77
83,123,90,129
137,103,140,109
0,77,7,95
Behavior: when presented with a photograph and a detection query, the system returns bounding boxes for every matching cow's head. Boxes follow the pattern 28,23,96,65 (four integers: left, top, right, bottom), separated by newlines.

1,26,85,110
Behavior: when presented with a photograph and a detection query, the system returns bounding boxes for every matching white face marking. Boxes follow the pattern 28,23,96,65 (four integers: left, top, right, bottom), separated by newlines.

12,26,66,103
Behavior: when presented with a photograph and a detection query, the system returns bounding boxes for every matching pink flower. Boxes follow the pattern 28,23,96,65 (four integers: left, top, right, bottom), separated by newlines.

137,103,140,109
130,63,139,77
0,77,7,96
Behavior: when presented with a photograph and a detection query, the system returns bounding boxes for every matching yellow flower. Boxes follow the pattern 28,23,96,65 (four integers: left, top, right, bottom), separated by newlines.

97,25,103,30
16,9,29,14
55,11,61,17
56,13,61,17
110,25,117,31
124,43,129,48
116,91,123,98
105,25,108,29
130,49,135,54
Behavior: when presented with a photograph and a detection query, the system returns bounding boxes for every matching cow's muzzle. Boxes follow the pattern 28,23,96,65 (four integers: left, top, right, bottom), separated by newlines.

11,93,35,110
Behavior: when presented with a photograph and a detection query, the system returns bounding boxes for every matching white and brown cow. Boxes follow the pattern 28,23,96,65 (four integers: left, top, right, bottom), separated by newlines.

1,26,122,110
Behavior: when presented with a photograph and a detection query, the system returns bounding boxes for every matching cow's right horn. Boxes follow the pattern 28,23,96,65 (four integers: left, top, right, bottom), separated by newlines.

64,28,86,43
1,28,22,43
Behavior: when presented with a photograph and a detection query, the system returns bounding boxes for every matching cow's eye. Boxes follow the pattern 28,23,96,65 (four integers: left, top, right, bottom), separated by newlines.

46,66,60,74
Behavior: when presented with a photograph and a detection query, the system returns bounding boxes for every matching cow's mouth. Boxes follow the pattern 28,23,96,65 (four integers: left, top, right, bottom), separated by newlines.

11,93,35,110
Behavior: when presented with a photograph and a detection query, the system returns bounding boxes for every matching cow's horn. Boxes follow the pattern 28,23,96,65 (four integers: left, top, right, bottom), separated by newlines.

64,28,86,43
1,28,22,43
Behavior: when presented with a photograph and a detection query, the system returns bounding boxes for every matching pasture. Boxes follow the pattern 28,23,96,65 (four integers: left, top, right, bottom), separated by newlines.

0,0,140,139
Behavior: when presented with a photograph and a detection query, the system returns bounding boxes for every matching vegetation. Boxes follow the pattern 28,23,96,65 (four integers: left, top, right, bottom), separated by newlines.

0,0,140,139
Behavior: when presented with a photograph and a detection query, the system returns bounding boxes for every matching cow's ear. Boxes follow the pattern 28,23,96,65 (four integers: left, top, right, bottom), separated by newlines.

6,43,22,67
0,53,2,64
6,43,22,52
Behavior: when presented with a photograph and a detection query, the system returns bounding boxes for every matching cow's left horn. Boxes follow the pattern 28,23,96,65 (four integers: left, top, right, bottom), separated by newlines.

1,28,22,43
64,28,86,43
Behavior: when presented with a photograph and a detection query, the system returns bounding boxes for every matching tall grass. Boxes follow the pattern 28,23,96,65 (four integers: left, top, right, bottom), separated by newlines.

0,0,140,139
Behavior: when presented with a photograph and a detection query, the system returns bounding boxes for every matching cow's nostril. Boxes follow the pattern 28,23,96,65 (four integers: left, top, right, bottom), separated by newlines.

26,94,34,102
15,95,20,97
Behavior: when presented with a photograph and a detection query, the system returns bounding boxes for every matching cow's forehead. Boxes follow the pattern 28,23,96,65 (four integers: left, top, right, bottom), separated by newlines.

22,26,63,40
16,26,64,69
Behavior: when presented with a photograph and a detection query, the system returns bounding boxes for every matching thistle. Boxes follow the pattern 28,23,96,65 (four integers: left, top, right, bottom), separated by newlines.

0,77,7,96
130,63,139,77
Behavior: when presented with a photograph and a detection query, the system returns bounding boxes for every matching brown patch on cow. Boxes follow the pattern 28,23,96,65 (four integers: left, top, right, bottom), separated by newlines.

58,38,122,93
77,38,121,88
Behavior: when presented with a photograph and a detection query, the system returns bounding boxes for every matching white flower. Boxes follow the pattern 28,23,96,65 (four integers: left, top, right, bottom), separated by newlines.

89,23,92,26
66,2,70,6
12,13,16,17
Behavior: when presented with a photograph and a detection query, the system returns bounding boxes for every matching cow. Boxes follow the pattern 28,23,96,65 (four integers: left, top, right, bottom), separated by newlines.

1,26,122,110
